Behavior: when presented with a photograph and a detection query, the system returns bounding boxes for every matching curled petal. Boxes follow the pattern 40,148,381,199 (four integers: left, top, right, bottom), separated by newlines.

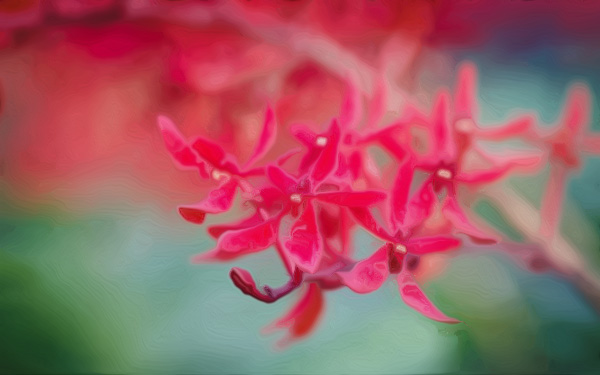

267,165,298,194
310,120,341,184
178,179,238,225
407,236,461,255
193,218,278,262
157,115,208,177
337,245,389,294
263,283,324,348
314,191,386,207
230,267,302,304
455,61,477,120
244,106,277,169
397,269,460,324
282,201,323,273
442,197,499,244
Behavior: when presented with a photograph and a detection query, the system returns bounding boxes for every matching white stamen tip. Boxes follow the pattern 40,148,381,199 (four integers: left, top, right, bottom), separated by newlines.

436,168,453,179
315,136,328,147
395,244,407,254
290,193,302,203
455,118,475,133
211,169,230,181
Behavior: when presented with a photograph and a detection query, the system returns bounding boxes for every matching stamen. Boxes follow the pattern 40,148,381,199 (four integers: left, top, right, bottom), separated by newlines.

211,169,230,181
315,136,328,147
436,168,453,179
290,193,302,203
394,244,407,254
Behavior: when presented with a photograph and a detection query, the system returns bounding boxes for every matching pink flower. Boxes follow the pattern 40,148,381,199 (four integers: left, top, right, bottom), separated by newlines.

534,83,600,237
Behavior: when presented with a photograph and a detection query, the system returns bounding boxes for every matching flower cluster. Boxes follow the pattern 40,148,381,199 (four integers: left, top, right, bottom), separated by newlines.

159,61,598,347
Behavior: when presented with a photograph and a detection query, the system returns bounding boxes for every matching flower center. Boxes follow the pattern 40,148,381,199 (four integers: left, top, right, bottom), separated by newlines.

211,169,230,181
290,193,302,203
436,168,453,179
455,118,475,133
315,136,328,147
394,243,407,254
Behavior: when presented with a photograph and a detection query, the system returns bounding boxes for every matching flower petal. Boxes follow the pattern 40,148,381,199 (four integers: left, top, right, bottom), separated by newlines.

454,61,477,120
267,165,298,194
477,115,534,140
562,83,590,135
314,191,386,207
339,78,362,131
193,218,278,262
407,236,461,255
349,207,393,242
397,269,460,324
431,90,455,160
282,201,323,273
539,164,568,238
244,106,277,169
402,179,436,231
178,179,238,225
337,245,389,294
207,212,264,239
442,197,499,244
391,159,414,230
157,115,208,177
310,119,341,184
263,283,324,348
457,151,543,185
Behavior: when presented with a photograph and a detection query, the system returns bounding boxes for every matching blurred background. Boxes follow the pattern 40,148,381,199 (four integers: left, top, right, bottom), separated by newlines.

1,1,600,373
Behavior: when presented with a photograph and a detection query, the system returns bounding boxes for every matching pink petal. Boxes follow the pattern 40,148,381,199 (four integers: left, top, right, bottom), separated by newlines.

442,197,499,244
562,83,590,135
230,267,303,304
477,115,534,140
282,201,323,273
397,270,460,323
263,283,324,347
190,136,226,169
157,115,208,177
178,179,238,225
391,159,414,230
339,78,362,131
267,165,298,194
207,212,263,239
193,218,278,262
402,179,436,231
290,123,321,174
360,123,409,161
457,151,543,184
431,90,456,160
539,164,568,238
314,191,387,207
310,119,341,184
337,245,389,294
454,61,477,120
349,207,393,242
243,106,277,169
407,236,461,255
365,79,386,130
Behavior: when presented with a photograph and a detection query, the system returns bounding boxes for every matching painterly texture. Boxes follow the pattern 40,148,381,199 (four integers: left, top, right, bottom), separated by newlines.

2,1,600,374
